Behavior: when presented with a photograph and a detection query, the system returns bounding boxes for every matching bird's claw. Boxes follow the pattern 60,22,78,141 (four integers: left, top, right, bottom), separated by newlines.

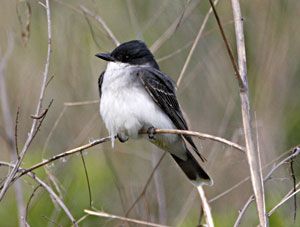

117,133,129,143
147,126,156,140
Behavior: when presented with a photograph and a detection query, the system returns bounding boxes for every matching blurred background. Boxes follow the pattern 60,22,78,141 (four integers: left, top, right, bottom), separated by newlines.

1,0,300,226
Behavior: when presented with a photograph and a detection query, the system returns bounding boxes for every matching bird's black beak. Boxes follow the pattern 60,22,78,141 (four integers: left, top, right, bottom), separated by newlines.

95,52,115,62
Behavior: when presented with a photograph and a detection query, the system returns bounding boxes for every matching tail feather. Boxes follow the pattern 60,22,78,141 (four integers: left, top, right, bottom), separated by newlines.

171,152,212,186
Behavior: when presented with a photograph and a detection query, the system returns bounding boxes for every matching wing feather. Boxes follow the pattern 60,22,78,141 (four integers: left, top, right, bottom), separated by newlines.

137,67,205,161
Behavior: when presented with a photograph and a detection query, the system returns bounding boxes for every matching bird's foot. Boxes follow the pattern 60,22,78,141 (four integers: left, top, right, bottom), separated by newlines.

147,126,156,140
117,133,129,143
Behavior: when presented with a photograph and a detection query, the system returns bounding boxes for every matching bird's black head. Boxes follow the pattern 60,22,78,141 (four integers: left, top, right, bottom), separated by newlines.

96,40,159,69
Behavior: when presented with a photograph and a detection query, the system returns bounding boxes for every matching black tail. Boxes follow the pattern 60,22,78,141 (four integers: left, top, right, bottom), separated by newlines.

171,152,212,185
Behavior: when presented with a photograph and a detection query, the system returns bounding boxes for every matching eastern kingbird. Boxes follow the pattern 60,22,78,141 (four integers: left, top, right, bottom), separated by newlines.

96,40,212,186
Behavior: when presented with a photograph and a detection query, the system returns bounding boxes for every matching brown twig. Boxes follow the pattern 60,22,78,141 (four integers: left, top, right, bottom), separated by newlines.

208,0,244,90
15,107,20,158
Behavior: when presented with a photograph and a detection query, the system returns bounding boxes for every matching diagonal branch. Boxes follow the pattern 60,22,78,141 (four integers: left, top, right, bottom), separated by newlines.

177,0,220,87
80,5,120,46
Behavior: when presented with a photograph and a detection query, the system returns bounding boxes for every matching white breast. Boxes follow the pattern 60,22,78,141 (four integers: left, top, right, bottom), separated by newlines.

100,62,176,144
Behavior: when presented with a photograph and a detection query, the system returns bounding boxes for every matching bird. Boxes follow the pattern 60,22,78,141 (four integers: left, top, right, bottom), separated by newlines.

96,40,212,186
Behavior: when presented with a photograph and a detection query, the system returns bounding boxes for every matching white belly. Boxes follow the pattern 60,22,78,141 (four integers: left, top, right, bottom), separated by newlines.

100,62,175,140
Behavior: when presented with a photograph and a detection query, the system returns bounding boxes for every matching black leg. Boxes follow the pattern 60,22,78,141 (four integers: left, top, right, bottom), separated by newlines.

147,126,156,140
117,133,129,143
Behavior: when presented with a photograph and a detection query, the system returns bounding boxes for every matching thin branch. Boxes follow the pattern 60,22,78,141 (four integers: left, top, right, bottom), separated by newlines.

197,186,214,227
208,0,244,89
80,151,92,207
0,162,78,226
233,147,300,226
80,5,120,46
8,128,242,185
64,100,99,106
125,151,167,217
290,151,297,222
234,196,255,227
150,0,200,53
209,147,294,203
15,107,20,158
84,209,170,227
0,0,53,201
268,186,300,217
230,0,267,224
25,184,42,222
153,128,245,152
177,0,219,87
17,136,111,180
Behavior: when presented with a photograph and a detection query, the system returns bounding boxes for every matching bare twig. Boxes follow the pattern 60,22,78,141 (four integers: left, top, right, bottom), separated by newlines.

80,151,92,207
197,186,214,227
268,186,300,217
84,209,170,227
17,136,111,180
230,0,267,225
290,151,297,222
234,196,255,227
64,100,99,106
15,107,20,158
233,147,300,226
208,0,244,89
153,128,245,152
150,0,200,53
177,0,219,87
0,162,78,226
80,5,120,46
25,185,42,222
0,0,53,201
209,147,295,203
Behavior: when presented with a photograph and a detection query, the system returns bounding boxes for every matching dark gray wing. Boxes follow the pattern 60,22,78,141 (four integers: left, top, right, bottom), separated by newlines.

98,71,105,98
137,67,205,161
